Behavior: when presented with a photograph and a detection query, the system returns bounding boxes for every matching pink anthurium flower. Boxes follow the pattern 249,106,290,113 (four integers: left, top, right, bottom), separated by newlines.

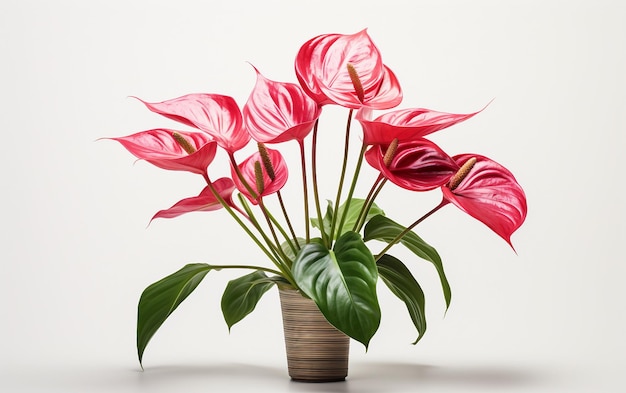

441,154,527,248
295,29,402,110
134,94,250,153
150,177,236,221
357,106,482,146
108,129,217,175
232,147,288,204
243,66,321,143
365,139,458,191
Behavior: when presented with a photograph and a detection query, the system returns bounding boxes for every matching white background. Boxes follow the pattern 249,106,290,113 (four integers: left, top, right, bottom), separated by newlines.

1,0,625,392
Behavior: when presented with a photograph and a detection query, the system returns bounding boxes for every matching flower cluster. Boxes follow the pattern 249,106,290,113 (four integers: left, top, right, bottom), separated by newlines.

108,29,527,365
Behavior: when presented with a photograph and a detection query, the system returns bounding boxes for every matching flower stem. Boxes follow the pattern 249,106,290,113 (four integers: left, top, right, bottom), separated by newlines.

203,172,287,275
229,201,250,220
210,264,284,277
259,199,292,267
353,174,386,232
336,141,367,237
275,191,299,253
298,140,310,242
228,152,293,261
330,109,354,243
310,119,329,247
228,152,259,200
237,194,283,262
376,200,449,261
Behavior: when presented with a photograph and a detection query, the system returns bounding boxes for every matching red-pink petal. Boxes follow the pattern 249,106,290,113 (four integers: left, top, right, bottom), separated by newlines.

108,129,217,174
365,139,458,191
359,106,482,145
295,33,337,105
313,30,383,106
231,148,288,204
151,178,236,221
320,64,402,110
442,154,527,248
295,29,401,109
243,67,321,144
134,94,250,153
359,65,403,110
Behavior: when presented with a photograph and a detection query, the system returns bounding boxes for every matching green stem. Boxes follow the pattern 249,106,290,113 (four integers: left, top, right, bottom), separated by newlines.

336,142,367,237
298,140,310,242
229,152,259,200
376,200,449,261
259,199,292,267
276,191,299,252
353,174,386,232
310,119,329,247
203,173,285,273
330,109,354,243
228,153,293,262
228,201,250,220
210,264,284,277
237,194,283,262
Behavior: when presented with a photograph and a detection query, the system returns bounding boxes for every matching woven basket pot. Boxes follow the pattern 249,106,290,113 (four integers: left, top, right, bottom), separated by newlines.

278,288,350,382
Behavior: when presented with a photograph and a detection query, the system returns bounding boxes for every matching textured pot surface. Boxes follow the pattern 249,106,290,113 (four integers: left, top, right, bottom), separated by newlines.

279,288,350,382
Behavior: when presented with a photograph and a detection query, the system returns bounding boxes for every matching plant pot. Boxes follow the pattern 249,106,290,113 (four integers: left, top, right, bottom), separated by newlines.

278,287,350,382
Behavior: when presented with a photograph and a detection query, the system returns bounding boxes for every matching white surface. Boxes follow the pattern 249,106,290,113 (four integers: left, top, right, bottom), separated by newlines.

0,359,610,393
1,0,625,392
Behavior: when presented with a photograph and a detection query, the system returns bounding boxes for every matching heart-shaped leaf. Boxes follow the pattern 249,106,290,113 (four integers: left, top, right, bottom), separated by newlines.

336,198,385,236
364,215,451,308
281,237,307,261
377,254,427,344
221,271,276,330
137,263,213,366
311,199,385,239
292,231,380,347
310,200,333,238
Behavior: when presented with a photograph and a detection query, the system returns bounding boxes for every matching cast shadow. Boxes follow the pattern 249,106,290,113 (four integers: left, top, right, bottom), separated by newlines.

135,362,286,381
128,361,548,393
343,362,546,393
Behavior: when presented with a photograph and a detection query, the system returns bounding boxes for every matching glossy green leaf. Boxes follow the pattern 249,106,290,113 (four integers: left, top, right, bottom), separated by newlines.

221,271,275,330
137,263,213,366
310,200,333,238
280,237,306,261
336,198,385,235
364,215,451,308
377,254,427,344
292,231,380,347
311,199,384,239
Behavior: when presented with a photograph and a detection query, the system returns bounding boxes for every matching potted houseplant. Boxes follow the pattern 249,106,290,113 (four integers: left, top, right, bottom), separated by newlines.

105,29,527,382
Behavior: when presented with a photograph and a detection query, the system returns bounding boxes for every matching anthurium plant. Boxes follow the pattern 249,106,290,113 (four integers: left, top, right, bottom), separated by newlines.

107,29,527,367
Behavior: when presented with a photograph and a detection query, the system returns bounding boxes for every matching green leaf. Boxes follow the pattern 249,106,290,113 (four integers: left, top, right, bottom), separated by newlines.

137,263,213,366
280,237,306,261
221,271,275,330
336,198,384,236
292,231,380,347
364,215,451,308
311,199,384,239
377,254,427,344
310,200,333,238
